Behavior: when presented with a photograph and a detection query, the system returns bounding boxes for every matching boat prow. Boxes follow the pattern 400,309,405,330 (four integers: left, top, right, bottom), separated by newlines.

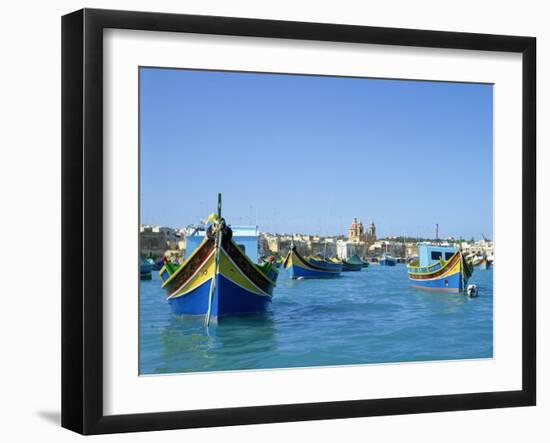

159,196,279,320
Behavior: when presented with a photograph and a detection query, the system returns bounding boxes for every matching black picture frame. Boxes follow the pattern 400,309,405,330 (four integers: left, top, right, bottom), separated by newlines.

62,8,536,435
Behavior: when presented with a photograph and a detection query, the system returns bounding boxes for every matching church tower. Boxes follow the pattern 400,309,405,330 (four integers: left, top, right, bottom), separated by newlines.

348,217,365,243
367,220,376,243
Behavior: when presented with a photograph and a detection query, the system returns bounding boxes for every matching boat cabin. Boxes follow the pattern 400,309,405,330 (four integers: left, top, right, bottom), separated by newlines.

185,224,259,263
418,243,457,267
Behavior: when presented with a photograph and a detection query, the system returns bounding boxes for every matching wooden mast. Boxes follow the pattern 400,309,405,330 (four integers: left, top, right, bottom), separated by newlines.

205,193,222,327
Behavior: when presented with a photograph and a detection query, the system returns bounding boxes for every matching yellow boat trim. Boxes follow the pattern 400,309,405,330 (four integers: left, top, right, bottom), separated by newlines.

409,257,461,280
161,237,211,288
219,248,270,297
168,249,215,298
407,252,461,276
286,251,333,272
168,246,271,299
229,239,277,286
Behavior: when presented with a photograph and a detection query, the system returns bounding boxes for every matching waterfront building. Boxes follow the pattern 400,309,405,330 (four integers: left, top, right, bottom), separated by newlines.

337,239,358,260
140,225,182,258
369,240,406,258
405,242,418,258
277,237,293,257
460,238,494,260
310,238,337,258
259,233,293,257
258,234,270,257
266,235,280,254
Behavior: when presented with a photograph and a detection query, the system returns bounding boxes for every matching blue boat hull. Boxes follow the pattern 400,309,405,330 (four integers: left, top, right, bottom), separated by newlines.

342,262,362,272
140,262,152,280
168,274,272,318
288,264,341,279
410,272,464,292
284,248,342,279
379,258,396,266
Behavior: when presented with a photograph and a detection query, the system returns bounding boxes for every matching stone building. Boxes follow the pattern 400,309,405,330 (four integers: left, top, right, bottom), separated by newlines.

309,238,337,258
366,220,377,243
139,225,182,258
369,240,406,258
337,240,358,260
259,233,293,258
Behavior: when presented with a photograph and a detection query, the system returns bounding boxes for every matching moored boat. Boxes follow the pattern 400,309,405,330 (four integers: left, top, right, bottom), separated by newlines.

361,258,370,268
283,245,342,279
379,254,396,266
342,254,363,271
140,256,152,280
407,244,473,293
158,195,279,323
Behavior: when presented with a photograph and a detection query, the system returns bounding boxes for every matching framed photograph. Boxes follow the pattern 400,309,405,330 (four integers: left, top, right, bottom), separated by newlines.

62,8,536,435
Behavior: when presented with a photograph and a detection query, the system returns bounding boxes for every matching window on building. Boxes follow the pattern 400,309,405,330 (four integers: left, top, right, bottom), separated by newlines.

431,251,442,260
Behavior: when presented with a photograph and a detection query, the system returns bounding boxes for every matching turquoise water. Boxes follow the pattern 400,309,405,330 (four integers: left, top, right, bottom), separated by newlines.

139,265,493,374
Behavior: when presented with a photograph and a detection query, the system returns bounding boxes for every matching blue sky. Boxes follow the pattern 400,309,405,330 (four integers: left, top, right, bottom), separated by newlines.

140,68,493,239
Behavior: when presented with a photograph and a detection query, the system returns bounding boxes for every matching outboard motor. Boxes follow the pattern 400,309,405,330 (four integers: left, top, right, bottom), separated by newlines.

467,284,478,297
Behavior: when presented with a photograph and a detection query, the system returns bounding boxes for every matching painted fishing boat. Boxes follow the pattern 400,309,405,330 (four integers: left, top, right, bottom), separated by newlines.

158,195,279,323
379,254,396,266
407,244,473,293
342,254,363,271
140,256,152,280
283,245,342,279
361,259,370,268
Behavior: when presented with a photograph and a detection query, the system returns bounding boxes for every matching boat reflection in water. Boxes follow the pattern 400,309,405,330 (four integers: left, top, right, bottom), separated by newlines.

158,313,277,373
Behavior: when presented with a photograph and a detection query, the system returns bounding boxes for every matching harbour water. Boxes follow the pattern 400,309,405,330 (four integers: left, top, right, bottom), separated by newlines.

139,265,493,375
